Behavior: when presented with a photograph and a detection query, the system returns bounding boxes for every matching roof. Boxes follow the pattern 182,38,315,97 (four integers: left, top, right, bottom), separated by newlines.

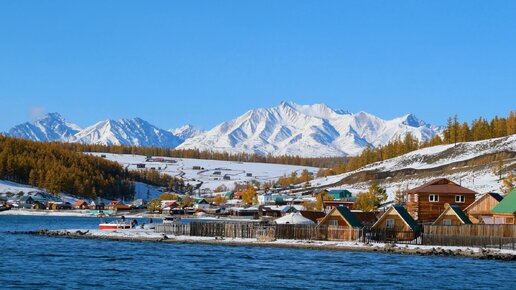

335,206,363,228
491,188,516,214
391,205,419,231
328,189,352,199
223,191,234,197
487,192,505,202
465,192,504,212
299,210,326,223
406,178,477,195
74,200,87,206
274,212,315,225
449,205,472,224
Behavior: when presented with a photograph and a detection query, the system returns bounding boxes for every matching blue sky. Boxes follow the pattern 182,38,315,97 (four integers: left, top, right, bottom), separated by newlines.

0,1,515,131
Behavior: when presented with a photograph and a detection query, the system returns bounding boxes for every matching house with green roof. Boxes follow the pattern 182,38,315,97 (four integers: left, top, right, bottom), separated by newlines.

327,189,353,200
432,204,472,225
372,205,420,234
491,188,516,224
318,206,363,240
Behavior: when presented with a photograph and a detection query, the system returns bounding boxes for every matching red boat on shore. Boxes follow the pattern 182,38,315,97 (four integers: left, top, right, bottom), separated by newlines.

98,216,136,230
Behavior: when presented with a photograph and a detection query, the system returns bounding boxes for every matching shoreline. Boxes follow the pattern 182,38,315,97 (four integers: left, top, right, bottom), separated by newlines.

12,228,516,261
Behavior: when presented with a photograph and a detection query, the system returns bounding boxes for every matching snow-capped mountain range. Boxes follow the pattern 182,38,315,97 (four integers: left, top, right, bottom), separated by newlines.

5,101,443,157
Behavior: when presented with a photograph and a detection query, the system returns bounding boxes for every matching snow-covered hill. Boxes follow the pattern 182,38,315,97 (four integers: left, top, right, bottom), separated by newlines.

311,135,516,199
5,102,443,156
178,101,442,157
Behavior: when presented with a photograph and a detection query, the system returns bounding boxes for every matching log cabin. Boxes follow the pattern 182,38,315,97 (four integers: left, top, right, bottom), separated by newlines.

432,204,472,226
491,188,516,224
464,192,504,224
372,205,419,232
318,206,363,240
404,178,477,223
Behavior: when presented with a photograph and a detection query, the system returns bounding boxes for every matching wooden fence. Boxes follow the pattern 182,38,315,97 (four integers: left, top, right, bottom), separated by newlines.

155,222,516,249
423,224,516,238
421,234,515,250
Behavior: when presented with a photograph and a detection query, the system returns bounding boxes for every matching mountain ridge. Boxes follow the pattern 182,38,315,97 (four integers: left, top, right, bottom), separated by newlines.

5,102,444,157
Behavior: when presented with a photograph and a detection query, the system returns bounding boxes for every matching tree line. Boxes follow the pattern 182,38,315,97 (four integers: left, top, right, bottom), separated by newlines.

0,136,183,199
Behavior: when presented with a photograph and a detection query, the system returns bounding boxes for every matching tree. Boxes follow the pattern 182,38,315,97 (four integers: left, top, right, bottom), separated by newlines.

354,191,377,212
315,191,333,211
241,185,257,205
210,195,226,205
214,184,228,192
394,186,404,205
302,201,317,211
147,198,162,213
181,195,194,207
493,158,504,181
355,181,387,211
500,173,514,194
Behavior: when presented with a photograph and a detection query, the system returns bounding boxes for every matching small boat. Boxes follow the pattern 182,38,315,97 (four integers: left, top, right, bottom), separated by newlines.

99,222,132,230
98,217,135,230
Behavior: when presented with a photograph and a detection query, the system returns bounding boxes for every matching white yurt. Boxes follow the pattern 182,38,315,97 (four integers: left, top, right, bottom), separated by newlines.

274,212,315,225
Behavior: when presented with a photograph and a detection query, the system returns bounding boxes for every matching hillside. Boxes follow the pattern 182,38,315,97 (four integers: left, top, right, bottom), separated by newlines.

311,135,516,199
0,136,182,200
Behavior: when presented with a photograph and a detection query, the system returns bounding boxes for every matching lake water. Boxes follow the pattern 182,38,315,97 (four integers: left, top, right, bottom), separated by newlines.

1,215,515,289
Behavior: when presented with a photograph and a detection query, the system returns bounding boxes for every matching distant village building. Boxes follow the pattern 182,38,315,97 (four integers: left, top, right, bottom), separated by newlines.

136,163,146,169
404,178,477,223
74,200,89,209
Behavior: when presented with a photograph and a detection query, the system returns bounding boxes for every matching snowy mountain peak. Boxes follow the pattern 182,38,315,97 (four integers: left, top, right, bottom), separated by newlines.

399,114,426,127
8,112,81,142
169,124,205,141
178,102,443,157
5,102,443,157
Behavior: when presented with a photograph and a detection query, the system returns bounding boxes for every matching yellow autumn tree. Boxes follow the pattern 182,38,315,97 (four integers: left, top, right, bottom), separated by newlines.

241,185,257,205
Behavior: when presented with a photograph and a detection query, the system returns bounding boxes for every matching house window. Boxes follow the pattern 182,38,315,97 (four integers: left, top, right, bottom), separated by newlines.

443,219,452,226
429,194,439,202
386,219,395,229
329,220,338,226
414,194,418,202
455,195,465,203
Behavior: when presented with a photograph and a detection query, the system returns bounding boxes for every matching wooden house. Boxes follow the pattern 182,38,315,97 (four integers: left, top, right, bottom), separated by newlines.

319,206,363,228
432,204,472,226
107,200,131,211
464,192,504,224
318,206,363,240
404,178,477,223
74,200,89,209
491,188,516,224
372,205,419,231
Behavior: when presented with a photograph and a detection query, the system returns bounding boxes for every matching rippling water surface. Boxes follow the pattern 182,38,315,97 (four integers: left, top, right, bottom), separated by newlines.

1,215,515,290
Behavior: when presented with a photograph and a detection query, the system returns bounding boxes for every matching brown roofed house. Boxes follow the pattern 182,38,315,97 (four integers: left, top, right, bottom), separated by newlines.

74,200,90,209
404,178,477,223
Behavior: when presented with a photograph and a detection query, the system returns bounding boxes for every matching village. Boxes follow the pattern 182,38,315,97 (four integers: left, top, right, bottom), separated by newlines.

3,176,515,253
